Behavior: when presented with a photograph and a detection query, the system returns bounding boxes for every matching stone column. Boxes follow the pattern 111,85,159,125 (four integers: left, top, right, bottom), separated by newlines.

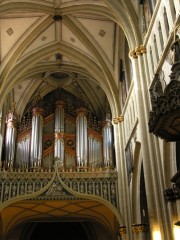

118,226,127,240
132,224,149,240
30,107,44,168
129,45,173,239
113,116,133,240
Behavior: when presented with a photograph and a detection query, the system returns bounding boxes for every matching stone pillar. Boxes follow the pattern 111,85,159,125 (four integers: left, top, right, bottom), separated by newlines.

113,116,133,240
132,224,149,240
129,45,173,239
118,226,127,240
76,108,88,167
30,107,44,168
54,101,65,167
5,106,18,168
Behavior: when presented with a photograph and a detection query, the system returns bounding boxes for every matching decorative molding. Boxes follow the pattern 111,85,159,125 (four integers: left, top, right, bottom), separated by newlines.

132,224,149,233
112,116,124,124
164,171,180,202
149,79,180,141
119,226,126,236
0,168,119,209
6,28,14,36
129,45,146,58
129,49,137,59
99,29,106,37
136,45,147,56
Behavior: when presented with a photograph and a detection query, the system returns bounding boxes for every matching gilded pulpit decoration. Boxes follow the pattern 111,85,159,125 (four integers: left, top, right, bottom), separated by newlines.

132,224,149,233
113,116,124,124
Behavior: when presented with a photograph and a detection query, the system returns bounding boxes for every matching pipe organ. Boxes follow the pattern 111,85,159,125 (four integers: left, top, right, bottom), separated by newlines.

3,94,114,170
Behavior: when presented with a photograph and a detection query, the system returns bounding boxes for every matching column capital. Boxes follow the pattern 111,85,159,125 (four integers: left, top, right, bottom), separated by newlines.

112,115,124,124
32,107,44,116
118,226,126,236
76,107,87,116
129,45,146,58
132,224,149,233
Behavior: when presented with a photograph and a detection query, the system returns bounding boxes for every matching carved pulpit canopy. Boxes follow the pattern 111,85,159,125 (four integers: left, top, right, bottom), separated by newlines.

148,37,180,141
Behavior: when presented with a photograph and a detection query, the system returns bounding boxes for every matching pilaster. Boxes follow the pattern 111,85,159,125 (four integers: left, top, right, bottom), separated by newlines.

132,224,149,240
129,45,174,240
118,226,127,240
113,117,133,240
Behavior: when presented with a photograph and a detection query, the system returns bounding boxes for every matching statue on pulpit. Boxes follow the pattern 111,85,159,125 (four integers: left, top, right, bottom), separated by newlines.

171,35,180,63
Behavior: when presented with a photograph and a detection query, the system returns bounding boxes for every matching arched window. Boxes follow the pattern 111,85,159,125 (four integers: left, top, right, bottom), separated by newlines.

163,7,170,38
154,34,159,63
150,46,154,72
158,22,164,50
119,38,133,106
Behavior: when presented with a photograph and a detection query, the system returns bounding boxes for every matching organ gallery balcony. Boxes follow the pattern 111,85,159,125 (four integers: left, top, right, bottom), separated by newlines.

0,165,119,209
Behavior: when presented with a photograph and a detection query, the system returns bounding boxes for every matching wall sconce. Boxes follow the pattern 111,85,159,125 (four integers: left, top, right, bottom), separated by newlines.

153,230,161,240
174,222,180,240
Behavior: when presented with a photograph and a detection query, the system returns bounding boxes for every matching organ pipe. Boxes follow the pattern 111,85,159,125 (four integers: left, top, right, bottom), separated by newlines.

76,108,88,167
102,119,113,167
30,107,44,168
54,101,65,166
5,108,18,168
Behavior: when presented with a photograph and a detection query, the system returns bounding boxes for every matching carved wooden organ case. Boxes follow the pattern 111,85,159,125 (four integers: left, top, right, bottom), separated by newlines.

4,91,114,170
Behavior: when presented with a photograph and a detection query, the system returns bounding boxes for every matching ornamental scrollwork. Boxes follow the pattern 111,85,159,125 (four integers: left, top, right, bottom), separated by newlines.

0,168,119,209
113,116,124,124
119,226,126,236
129,45,146,58
132,224,149,233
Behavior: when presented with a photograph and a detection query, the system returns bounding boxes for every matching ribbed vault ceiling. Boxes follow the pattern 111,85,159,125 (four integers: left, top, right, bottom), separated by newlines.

0,0,127,118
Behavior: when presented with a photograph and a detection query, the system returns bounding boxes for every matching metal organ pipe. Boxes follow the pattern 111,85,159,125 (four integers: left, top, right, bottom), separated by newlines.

54,101,65,166
102,120,113,167
76,108,88,167
30,108,44,168
5,109,18,168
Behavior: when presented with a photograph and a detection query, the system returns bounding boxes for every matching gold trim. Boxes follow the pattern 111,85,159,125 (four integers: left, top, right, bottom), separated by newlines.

32,107,44,116
129,49,137,58
112,116,124,124
55,132,64,139
119,226,126,236
132,224,149,233
76,107,87,115
129,45,146,58
136,45,146,56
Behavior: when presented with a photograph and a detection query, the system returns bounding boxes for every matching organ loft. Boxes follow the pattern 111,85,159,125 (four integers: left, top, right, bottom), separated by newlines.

4,89,114,171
